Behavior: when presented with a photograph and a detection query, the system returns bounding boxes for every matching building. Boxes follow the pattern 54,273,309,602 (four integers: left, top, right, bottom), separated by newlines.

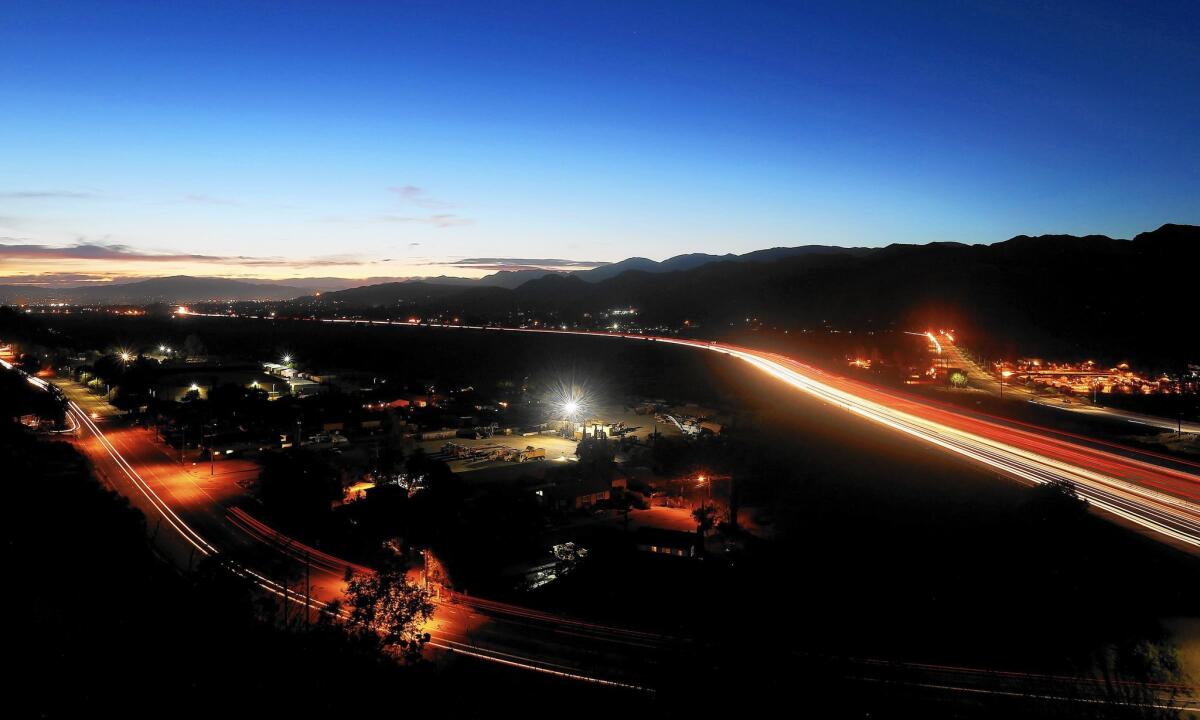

150,367,284,402
544,473,613,510
633,527,698,558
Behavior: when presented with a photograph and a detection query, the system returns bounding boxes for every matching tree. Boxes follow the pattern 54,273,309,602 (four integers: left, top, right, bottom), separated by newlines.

1025,477,1089,527
256,449,342,525
1089,636,1190,719
693,503,717,556
183,333,206,359
340,568,434,663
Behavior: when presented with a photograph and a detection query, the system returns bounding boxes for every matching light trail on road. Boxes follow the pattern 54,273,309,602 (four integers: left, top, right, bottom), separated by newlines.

293,316,1200,550
37,312,1200,699
67,402,217,556
189,311,1200,549
51,387,659,691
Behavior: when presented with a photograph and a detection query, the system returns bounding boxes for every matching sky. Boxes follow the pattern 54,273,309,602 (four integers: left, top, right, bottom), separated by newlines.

1,0,1197,286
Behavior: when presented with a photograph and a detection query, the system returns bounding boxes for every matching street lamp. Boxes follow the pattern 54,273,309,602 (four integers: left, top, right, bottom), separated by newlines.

1000,370,1013,399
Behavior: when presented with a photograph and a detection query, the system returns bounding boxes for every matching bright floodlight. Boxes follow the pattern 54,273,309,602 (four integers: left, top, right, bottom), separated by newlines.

119,351,132,362
282,354,291,363
549,377,592,422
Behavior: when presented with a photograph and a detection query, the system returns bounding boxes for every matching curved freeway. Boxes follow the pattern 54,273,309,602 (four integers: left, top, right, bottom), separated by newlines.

195,312,1200,549
472,325,1200,550
16,318,1200,702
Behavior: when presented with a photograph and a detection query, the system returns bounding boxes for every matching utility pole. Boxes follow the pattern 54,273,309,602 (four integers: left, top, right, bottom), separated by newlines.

281,568,289,629
305,552,311,627
729,473,738,531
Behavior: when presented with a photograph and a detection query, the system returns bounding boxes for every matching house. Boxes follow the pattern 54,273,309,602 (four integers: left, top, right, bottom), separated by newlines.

545,473,612,510
634,526,698,558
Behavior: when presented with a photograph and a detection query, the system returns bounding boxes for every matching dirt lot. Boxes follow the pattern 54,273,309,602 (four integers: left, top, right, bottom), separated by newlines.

417,405,680,475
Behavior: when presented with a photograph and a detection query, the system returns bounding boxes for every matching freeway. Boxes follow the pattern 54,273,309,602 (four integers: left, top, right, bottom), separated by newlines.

662,336,1200,549
190,312,1200,549
13,319,1200,704
373,319,1200,550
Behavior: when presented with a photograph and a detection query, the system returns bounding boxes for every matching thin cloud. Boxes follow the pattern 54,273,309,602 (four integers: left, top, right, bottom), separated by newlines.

0,240,237,263
0,273,429,291
0,272,123,287
0,240,381,268
0,190,100,199
378,214,474,228
389,185,452,209
445,257,608,272
183,193,239,206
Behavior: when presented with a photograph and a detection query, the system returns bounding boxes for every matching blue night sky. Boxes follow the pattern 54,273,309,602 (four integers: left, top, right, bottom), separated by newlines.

1,0,1197,284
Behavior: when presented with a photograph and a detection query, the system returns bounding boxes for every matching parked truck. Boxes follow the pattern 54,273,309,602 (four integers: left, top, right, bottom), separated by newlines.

516,446,546,462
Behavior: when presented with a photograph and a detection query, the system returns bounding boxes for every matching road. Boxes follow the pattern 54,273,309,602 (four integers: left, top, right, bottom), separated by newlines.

187,312,1200,549
51,377,667,691
392,320,1200,551
663,335,1200,550
16,321,1200,705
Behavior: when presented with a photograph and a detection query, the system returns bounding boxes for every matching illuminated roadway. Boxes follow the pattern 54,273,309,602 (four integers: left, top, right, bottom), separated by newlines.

379,319,1200,551
193,311,1200,550
47,378,669,691
13,318,1200,703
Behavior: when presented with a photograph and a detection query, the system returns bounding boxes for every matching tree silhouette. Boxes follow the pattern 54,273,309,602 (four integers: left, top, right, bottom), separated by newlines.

341,568,434,663
693,503,717,556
